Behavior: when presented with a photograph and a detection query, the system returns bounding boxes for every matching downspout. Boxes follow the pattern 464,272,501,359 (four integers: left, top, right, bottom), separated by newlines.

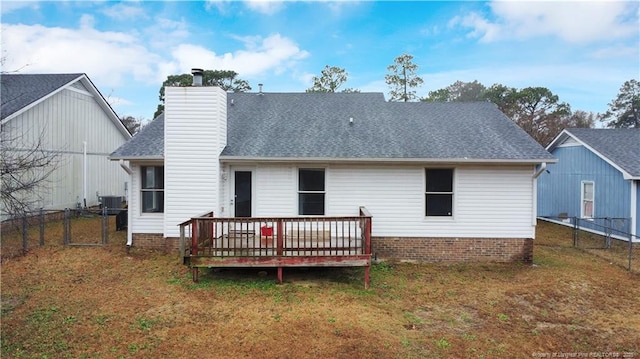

631,180,637,242
531,163,547,226
118,159,133,246
83,141,87,208
533,162,547,179
119,159,133,175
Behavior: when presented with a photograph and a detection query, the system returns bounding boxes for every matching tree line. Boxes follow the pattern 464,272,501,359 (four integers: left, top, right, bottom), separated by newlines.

124,54,638,147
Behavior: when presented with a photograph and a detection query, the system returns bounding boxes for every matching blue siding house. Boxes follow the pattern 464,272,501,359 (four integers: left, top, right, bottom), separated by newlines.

537,128,640,241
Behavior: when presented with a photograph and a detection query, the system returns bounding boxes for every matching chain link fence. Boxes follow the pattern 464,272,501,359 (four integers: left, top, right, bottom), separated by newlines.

1,207,127,261
540,216,639,273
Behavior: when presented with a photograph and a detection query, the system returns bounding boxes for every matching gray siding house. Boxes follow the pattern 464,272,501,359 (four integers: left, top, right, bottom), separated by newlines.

538,128,640,241
1,73,131,217
111,79,555,263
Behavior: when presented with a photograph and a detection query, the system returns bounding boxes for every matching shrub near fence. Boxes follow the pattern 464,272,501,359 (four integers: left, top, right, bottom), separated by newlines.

539,216,639,273
1,208,127,261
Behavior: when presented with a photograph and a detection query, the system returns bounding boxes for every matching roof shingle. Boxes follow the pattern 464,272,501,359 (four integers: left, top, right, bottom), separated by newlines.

110,92,554,162
565,128,640,177
1,73,84,119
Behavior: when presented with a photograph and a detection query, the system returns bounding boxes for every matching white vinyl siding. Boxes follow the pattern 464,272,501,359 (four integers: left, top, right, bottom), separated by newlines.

253,165,296,217
128,164,163,235
331,165,533,238
163,86,227,238
228,163,536,239
1,85,129,212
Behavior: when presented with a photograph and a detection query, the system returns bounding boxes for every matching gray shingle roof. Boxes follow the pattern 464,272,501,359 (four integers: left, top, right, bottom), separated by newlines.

565,128,640,177
222,92,553,161
110,92,554,162
1,73,84,119
109,113,164,159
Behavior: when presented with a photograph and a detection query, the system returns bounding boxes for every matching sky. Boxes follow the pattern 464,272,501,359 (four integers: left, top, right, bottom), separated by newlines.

1,0,639,121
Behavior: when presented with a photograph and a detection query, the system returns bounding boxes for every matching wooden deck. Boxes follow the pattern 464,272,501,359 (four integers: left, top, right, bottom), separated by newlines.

179,207,372,288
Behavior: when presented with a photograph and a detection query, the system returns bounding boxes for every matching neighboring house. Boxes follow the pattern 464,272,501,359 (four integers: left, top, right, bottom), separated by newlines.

537,128,640,241
1,73,131,216
110,73,555,262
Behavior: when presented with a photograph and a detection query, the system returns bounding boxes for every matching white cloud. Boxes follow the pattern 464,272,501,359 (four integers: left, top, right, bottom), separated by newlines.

162,33,309,79
243,0,285,15
105,95,133,108
0,0,39,15
144,17,191,49
455,1,639,44
205,0,230,14
1,23,161,86
102,3,148,20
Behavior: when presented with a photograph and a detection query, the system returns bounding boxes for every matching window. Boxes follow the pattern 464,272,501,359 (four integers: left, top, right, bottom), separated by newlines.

298,168,325,215
141,166,164,213
425,169,453,217
581,181,594,219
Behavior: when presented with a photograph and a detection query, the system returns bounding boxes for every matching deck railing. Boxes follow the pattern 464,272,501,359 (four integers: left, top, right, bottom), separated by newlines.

179,207,372,287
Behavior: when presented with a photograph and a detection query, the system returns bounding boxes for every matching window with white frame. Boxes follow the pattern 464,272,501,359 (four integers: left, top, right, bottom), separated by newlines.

581,181,594,219
141,166,164,213
425,168,454,217
298,168,325,215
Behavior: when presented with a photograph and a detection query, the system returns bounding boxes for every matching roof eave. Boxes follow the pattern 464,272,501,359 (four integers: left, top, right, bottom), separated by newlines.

219,156,557,164
1,74,132,140
108,156,164,161
550,129,634,179
0,74,86,124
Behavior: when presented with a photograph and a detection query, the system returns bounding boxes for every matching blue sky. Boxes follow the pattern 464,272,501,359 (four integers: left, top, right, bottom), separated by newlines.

2,1,638,121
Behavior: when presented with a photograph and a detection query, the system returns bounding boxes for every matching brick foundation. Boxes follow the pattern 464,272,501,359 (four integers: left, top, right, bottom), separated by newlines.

131,233,534,263
132,233,179,252
372,237,533,263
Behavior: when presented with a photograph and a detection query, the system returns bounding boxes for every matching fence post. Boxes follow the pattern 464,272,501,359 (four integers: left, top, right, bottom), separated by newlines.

629,235,633,272
605,218,612,249
102,206,108,245
39,208,45,246
22,214,28,254
64,208,70,245
573,217,578,247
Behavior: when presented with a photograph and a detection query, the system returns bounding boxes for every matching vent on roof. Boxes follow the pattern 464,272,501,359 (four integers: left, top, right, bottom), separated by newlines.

258,83,263,95
191,68,204,86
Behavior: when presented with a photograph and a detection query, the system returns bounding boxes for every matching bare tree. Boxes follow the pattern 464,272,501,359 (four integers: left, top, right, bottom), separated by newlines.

120,115,145,135
1,123,60,221
1,58,59,222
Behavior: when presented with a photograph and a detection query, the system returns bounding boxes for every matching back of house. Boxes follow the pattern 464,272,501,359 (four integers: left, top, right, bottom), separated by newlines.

110,71,556,263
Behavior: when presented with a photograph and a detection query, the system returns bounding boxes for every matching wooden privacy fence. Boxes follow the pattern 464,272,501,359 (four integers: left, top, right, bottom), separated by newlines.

180,207,373,288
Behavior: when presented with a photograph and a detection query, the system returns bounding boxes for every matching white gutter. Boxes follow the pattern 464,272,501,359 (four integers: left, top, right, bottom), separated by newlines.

119,159,133,175
220,156,558,165
531,163,548,227
532,162,547,179
117,159,134,247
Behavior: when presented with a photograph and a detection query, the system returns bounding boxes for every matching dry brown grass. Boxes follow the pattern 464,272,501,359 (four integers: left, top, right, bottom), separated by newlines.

1,219,639,359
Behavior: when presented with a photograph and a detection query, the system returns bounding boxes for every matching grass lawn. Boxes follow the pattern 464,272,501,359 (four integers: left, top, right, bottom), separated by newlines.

1,219,639,358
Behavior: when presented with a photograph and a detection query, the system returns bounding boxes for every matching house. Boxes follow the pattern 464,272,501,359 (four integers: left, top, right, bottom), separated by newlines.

110,70,555,263
537,128,640,241
1,73,131,217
